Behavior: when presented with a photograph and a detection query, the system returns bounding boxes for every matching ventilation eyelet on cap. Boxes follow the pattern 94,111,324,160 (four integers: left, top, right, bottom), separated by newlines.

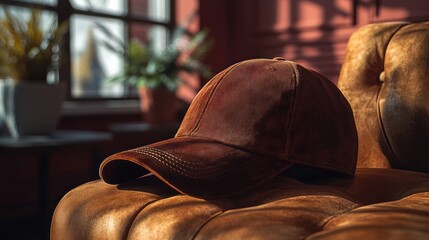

272,57,286,61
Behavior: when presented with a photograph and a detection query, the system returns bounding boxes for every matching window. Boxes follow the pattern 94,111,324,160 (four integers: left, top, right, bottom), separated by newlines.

0,0,174,100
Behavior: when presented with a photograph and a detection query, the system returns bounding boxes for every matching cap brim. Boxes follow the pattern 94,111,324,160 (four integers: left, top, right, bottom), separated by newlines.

100,137,292,199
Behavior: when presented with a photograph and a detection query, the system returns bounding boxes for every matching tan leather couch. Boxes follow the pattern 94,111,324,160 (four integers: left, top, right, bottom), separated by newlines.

51,21,429,239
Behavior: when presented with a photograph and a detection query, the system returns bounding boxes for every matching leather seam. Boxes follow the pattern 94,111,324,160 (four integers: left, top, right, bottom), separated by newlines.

125,198,161,239
315,200,362,237
316,186,363,205
191,210,225,240
376,77,400,166
379,23,408,67
395,180,429,200
376,23,408,165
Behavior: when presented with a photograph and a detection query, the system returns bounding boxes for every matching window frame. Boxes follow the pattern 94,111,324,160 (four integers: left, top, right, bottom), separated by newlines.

0,0,176,102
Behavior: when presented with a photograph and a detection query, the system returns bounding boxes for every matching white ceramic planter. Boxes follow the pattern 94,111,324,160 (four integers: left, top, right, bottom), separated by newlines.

0,81,64,138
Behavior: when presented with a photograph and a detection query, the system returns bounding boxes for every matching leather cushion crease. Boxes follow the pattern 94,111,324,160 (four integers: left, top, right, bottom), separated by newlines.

100,58,357,199
52,21,429,239
52,169,429,239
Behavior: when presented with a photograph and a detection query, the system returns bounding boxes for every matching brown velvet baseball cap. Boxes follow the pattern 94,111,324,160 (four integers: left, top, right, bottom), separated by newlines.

100,58,358,199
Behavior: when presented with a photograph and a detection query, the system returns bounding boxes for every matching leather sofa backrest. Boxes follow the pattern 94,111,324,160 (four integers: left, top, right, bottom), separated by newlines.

338,21,429,172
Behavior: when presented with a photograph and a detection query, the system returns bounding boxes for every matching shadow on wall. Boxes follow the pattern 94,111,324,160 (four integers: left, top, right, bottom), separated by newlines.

248,0,421,83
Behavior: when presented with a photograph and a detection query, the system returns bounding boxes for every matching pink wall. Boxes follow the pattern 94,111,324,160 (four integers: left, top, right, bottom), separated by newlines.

199,0,429,84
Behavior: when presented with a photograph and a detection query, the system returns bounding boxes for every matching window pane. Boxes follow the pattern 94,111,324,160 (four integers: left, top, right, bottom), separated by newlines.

14,0,56,5
71,15,125,98
130,23,168,53
70,0,126,15
130,0,169,22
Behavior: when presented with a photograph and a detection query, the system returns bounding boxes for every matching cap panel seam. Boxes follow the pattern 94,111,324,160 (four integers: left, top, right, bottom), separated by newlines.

311,70,358,174
176,135,288,161
189,62,242,136
284,61,300,159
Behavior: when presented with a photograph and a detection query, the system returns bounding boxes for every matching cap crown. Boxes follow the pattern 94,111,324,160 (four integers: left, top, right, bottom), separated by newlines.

177,58,357,175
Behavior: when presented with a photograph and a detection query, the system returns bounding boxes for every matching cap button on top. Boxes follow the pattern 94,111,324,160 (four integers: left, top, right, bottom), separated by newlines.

273,57,286,61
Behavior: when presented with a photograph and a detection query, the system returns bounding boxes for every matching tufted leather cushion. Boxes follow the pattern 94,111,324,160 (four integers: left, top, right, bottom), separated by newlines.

51,169,429,239
338,21,429,171
51,21,429,239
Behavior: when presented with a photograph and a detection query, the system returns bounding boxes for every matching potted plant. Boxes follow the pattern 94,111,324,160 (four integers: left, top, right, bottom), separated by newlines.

96,19,212,124
0,7,68,138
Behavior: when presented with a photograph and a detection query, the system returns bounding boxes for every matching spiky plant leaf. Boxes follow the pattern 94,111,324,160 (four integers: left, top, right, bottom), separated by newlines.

0,6,68,83
26,8,43,53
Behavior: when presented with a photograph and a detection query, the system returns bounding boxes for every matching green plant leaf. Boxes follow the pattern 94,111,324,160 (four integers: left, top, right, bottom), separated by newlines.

96,11,213,90
0,6,69,82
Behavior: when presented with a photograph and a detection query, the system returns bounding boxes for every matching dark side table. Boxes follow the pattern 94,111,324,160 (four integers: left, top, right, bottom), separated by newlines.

0,131,112,239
